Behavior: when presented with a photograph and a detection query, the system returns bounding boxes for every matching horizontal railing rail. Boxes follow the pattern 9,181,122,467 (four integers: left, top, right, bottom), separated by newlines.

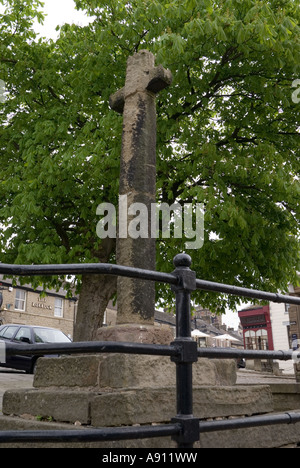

0,423,182,444
199,412,300,434
196,278,300,305
0,262,178,285
0,253,300,448
1,342,299,363
2,340,178,358
198,347,300,361
1,262,299,304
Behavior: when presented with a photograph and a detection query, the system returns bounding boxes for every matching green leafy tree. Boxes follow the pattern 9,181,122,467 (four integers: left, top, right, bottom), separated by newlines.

0,0,299,340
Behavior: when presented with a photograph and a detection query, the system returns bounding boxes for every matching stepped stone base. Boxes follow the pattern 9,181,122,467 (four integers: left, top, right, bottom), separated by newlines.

2,354,239,426
3,350,300,447
3,385,272,427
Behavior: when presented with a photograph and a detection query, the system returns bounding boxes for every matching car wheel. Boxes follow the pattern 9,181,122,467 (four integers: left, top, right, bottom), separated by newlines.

29,358,39,375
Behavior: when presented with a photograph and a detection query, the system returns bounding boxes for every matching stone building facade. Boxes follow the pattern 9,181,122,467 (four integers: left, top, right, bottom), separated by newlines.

238,285,300,374
0,275,77,338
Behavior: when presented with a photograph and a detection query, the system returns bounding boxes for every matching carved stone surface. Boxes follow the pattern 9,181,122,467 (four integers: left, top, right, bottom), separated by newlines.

110,50,172,325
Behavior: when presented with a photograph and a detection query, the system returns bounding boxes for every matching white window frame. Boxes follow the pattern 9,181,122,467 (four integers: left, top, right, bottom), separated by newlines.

54,298,63,318
14,289,26,311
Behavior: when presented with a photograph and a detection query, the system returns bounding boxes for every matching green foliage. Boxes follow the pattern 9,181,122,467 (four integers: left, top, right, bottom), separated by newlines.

0,0,299,312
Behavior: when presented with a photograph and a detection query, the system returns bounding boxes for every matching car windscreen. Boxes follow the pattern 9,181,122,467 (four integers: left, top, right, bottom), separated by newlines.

33,328,71,344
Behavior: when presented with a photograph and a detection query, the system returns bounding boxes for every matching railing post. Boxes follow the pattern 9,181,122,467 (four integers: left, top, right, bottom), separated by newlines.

170,253,200,448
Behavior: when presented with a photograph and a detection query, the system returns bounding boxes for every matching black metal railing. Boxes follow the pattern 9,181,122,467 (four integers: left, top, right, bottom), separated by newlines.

0,252,300,448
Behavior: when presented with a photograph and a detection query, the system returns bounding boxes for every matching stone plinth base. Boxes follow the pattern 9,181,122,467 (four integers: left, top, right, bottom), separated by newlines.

2,353,238,426
4,344,287,448
3,389,93,425
33,354,237,390
96,324,174,345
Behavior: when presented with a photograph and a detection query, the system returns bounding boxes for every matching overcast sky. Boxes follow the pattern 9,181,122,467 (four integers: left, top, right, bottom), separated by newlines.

34,0,92,39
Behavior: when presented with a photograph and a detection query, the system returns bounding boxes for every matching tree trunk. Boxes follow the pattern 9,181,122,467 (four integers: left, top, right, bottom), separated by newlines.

73,273,117,342
73,238,117,342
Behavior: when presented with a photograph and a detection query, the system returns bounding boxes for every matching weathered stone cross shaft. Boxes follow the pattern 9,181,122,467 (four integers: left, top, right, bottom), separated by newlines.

110,50,172,325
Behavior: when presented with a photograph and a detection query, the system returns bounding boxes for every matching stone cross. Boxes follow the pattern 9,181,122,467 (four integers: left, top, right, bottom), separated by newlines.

110,50,172,325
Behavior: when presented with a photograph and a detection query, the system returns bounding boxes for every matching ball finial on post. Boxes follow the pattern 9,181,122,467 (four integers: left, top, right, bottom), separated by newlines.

173,253,192,269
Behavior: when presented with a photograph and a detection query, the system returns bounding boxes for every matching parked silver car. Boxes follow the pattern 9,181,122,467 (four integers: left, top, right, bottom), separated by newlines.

0,324,71,374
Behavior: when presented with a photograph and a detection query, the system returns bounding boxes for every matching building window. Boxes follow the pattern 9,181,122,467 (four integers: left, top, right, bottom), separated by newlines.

15,290,26,311
244,329,269,350
245,330,256,350
256,329,269,350
54,298,63,318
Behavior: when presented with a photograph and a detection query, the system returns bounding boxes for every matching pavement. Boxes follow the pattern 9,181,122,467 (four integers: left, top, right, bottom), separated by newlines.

237,368,297,385
0,369,33,414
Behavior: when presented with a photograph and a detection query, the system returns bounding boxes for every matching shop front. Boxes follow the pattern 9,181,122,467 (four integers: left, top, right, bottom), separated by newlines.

238,305,274,351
